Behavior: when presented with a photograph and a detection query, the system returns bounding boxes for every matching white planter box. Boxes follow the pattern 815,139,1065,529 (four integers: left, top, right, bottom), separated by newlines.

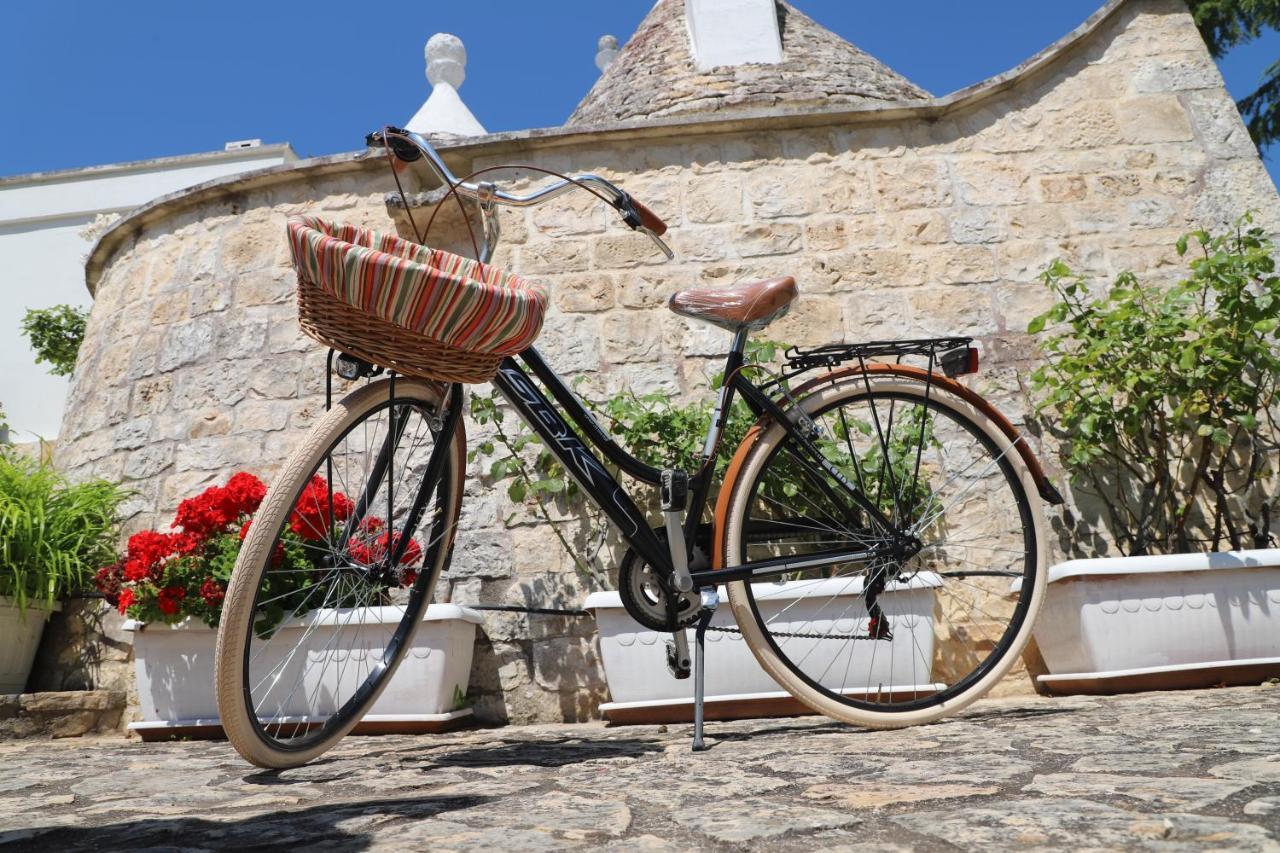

586,575,941,723
1030,549,1280,694
124,603,481,738
0,598,60,695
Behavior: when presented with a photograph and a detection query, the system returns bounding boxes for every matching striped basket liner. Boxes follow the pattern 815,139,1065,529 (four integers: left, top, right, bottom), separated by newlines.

287,216,547,360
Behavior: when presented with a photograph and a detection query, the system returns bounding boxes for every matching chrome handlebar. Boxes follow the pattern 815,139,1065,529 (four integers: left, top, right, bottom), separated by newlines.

367,127,674,261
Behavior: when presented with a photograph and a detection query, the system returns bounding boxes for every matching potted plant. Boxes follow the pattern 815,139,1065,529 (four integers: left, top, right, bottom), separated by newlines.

0,448,125,693
1026,216,1280,693
95,472,481,739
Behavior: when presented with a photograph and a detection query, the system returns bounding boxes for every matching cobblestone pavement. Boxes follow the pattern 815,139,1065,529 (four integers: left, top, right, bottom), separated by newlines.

1,687,1277,851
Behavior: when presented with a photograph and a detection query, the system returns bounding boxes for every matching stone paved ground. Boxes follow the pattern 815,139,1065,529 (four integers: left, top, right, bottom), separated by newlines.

1,686,1277,851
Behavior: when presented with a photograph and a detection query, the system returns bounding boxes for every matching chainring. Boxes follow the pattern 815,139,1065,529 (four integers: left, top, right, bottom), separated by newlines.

617,529,708,632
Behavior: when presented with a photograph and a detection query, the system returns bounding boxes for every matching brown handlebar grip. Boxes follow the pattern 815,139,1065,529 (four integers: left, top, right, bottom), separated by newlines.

630,198,668,236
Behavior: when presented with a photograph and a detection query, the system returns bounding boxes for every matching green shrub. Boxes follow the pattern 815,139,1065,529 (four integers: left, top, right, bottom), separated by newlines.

21,304,87,378
1028,215,1280,555
0,451,127,613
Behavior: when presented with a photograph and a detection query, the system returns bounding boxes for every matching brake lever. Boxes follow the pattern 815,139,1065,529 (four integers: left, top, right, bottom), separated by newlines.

643,228,675,260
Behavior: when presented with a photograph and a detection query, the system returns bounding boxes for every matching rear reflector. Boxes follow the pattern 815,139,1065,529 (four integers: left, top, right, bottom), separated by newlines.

940,346,979,377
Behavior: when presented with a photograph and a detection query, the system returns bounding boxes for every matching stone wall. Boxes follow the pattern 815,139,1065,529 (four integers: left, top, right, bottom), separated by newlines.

59,0,1280,723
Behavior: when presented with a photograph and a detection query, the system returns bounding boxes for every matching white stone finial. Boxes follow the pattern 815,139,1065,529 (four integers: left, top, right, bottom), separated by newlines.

685,0,783,71
406,32,486,137
595,34,620,72
427,32,467,88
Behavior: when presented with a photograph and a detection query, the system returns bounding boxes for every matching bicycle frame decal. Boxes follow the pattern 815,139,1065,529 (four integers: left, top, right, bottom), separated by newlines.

492,352,671,573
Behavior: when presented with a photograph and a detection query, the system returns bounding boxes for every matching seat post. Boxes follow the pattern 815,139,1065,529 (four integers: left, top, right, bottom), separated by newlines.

730,327,749,356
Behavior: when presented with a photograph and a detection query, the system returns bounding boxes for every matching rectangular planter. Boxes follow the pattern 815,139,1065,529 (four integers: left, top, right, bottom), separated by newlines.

124,603,481,740
0,598,60,695
585,574,941,724
1030,549,1280,694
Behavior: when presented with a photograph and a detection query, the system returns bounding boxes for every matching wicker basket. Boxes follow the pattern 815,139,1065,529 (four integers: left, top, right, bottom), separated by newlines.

287,217,547,384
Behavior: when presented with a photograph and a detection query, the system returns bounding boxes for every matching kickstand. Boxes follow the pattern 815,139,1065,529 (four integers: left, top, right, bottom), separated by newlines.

691,588,719,752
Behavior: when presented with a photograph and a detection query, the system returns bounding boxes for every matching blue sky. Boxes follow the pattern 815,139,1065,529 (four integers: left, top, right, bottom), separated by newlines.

2,1,1278,183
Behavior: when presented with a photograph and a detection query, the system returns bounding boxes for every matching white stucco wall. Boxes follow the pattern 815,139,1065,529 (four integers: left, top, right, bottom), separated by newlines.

0,144,298,440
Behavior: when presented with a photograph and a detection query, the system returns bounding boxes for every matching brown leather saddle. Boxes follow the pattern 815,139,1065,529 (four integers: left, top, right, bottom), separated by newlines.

667,277,798,332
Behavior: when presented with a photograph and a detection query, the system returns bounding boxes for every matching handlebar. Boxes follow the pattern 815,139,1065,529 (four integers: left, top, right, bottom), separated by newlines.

368,127,673,259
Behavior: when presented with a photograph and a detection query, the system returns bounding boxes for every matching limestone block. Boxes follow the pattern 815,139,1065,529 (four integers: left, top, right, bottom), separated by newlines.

1045,102,1121,150
829,249,930,289
219,227,282,275
236,270,294,307
531,635,604,693
531,190,608,236
873,159,952,210
618,270,677,309
931,246,998,285
1008,205,1072,240
553,273,616,313
766,295,843,347
841,214,899,250
447,532,515,580
122,442,174,480
746,169,816,219
684,173,743,223
1193,161,1280,231
112,418,153,451
520,240,591,274
538,313,601,373
669,225,732,262
233,400,290,433
158,318,216,373
841,290,911,340
955,159,1032,206
950,208,1008,244
804,219,848,252
908,287,999,337
1132,52,1222,94
602,311,662,363
592,232,667,269
1116,95,1194,143
1183,90,1258,160
897,210,950,245
733,223,802,257
1092,173,1142,198
171,360,253,410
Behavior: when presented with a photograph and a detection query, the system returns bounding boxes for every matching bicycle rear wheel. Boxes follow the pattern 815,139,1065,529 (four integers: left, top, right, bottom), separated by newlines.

215,378,465,768
719,371,1047,728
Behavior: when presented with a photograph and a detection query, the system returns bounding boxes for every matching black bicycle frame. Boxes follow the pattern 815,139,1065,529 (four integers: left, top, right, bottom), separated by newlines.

491,345,898,590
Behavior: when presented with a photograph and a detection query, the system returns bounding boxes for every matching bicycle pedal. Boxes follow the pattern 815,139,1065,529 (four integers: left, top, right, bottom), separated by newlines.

665,638,691,680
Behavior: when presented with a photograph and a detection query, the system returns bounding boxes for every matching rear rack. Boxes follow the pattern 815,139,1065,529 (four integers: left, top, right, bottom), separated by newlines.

785,337,975,374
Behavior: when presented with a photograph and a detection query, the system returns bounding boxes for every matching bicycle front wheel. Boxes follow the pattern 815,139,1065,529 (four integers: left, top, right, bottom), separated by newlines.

720,371,1047,729
215,377,465,768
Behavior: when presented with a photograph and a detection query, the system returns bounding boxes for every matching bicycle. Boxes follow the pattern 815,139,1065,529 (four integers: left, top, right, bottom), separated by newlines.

214,126,1063,769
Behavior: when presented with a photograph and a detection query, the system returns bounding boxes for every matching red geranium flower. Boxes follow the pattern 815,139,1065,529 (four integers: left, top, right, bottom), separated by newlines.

224,472,267,516
94,562,124,605
156,586,186,616
117,588,136,615
199,579,225,607
288,475,353,541
123,530,178,582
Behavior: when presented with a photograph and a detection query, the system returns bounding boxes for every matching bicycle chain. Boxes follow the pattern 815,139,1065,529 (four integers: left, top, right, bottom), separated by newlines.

705,624,875,642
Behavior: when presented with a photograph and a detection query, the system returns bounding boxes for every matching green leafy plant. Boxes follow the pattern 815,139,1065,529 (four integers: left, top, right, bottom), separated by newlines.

21,304,87,377
469,341,784,581
1028,216,1280,555
0,450,127,614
